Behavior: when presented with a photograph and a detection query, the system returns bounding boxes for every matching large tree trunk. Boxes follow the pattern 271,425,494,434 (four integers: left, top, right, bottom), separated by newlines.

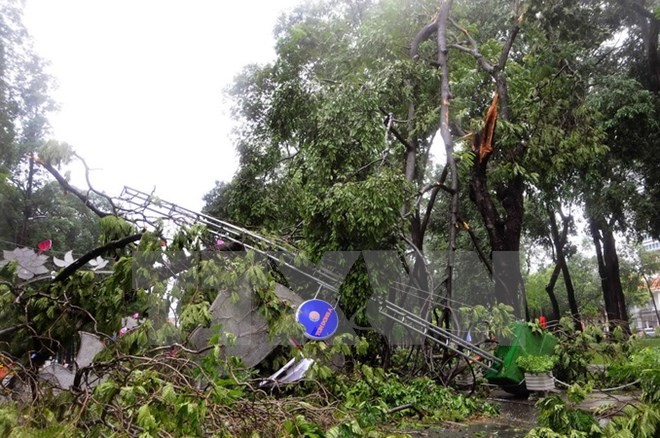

451,8,526,319
405,0,454,317
589,214,630,334
545,262,562,323
436,0,458,329
469,150,526,318
547,205,581,330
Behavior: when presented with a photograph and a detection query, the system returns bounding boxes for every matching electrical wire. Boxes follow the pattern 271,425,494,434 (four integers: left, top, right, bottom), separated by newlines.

553,377,641,392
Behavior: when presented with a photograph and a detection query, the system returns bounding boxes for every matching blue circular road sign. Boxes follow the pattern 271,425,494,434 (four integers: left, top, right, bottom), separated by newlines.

296,299,339,340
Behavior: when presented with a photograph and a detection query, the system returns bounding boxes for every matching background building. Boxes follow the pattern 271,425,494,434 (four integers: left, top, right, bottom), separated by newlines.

631,238,660,332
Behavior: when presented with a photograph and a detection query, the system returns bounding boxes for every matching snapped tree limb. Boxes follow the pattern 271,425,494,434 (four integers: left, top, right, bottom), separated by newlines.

34,157,112,218
52,233,143,284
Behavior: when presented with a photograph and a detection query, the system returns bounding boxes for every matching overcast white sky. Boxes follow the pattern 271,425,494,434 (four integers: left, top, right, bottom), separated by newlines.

23,0,301,210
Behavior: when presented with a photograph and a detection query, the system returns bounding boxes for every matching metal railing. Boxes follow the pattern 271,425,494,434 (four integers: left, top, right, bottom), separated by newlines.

380,300,502,371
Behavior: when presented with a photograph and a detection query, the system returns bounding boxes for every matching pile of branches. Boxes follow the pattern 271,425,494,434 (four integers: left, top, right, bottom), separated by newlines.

1,344,339,437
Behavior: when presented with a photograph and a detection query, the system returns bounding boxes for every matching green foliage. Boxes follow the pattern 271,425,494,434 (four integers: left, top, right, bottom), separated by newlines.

608,347,660,404
533,392,602,438
305,168,409,254
604,402,660,438
0,400,78,437
524,251,604,319
553,318,600,384
459,303,515,340
0,1,93,257
37,140,74,166
586,74,660,237
525,428,580,438
0,0,56,153
283,415,325,437
204,0,444,265
0,404,19,437
98,215,135,245
285,336,496,434
326,364,497,429
3,328,497,436
528,345,660,438
516,354,556,374
204,0,660,332
178,302,211,332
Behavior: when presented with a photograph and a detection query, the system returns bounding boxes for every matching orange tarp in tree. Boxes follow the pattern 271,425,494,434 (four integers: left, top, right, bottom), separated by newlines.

473,92,499,163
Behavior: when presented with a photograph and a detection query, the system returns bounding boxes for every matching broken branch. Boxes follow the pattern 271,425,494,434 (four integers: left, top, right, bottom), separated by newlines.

35,158,112,218
52,233,143,284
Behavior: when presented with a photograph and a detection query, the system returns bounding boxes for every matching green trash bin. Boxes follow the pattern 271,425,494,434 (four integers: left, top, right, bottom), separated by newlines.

485,322,557,394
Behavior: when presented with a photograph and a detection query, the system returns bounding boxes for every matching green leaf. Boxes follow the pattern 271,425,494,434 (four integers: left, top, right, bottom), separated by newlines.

136,404,157,431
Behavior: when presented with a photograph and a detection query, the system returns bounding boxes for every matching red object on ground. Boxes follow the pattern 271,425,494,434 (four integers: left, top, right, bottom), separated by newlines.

539,315,547,329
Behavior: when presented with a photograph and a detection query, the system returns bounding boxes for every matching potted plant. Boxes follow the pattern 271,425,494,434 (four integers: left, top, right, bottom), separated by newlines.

516,354,556,391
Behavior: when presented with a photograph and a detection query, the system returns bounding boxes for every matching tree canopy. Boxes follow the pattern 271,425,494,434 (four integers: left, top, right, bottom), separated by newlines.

205,0,660,331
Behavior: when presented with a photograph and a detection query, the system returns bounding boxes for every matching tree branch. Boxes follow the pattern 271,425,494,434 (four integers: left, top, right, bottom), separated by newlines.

35,158,112,218
420,185,441,238
417,180,453,197
411,13,441,58
378,107,415,151
417,165,451,230
0,324,26,337
448,18,495,73
387,403,424,418
73,152,119,215
52,233,143,283
458,218,493,276
497,20,521,71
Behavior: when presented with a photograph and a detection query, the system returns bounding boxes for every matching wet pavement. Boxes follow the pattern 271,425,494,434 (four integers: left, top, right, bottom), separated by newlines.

409,390,537,437
410,386,641,437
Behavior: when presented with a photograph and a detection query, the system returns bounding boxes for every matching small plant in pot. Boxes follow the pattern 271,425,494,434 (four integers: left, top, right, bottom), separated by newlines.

516,354,556,392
